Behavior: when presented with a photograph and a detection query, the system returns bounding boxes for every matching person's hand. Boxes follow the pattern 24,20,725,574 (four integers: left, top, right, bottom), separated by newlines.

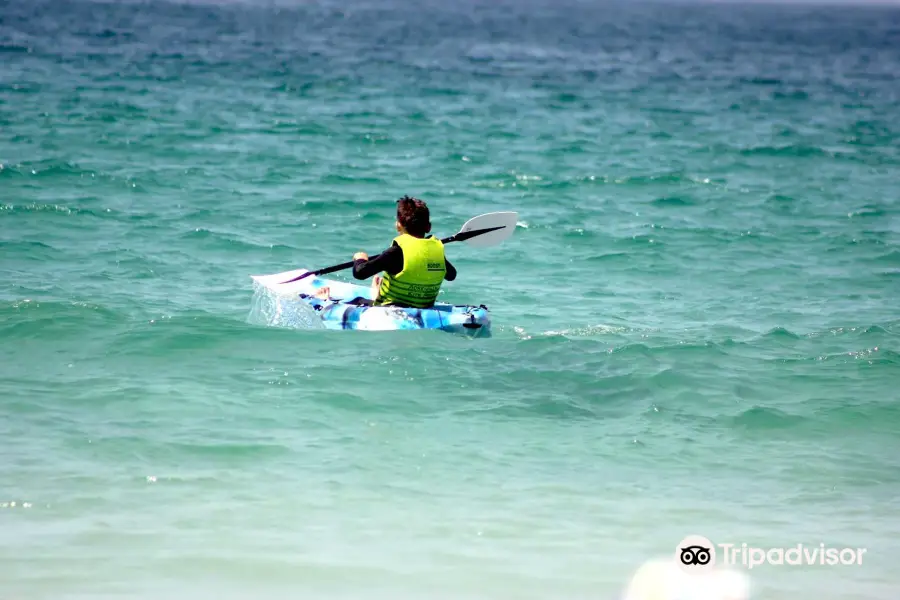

353,252,368,261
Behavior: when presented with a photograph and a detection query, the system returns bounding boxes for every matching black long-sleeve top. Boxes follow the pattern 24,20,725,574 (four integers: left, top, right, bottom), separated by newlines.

352,242,457,281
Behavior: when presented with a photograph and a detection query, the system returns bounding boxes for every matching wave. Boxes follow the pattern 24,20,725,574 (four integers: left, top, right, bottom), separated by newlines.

0,159,94,179
731,406,808,430
163,441,292,461
0,240,65,262
739,76,783,85
738,144,829,158
0,201,123,221
0,43,31,54
846,204,887,218
0,160,145,196
317,174,388,185
177,227,298,252
772,347,900,366
0,299,128,339
0,295,325,354
584,251,632,264
297,198,391,212
760,326,801,340
651,195,695,207
469,171,723,191
507,319,897,359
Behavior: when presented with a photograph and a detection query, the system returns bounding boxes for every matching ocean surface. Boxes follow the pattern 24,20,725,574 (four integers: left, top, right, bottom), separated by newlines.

2,0,899,598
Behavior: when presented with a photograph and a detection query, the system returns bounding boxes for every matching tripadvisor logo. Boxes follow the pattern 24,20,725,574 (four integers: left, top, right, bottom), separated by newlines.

677,535,716,572
676,535,867,572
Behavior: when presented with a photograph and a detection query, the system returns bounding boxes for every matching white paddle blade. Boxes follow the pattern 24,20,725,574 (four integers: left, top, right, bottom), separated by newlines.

456,211,519,248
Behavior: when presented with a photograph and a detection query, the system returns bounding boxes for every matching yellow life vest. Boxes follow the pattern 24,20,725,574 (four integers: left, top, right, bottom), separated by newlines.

376,233,446,308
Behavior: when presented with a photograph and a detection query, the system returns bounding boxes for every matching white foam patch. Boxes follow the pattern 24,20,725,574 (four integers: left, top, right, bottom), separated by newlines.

621,558,750,600
357,307,404,331
246,283,325,330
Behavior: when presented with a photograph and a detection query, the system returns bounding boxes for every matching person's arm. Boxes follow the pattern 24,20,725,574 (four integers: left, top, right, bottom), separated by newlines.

444,258,457,281
352,244,403,280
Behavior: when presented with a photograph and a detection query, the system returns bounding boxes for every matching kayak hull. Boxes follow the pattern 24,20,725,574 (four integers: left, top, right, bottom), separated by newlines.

250,269,491,336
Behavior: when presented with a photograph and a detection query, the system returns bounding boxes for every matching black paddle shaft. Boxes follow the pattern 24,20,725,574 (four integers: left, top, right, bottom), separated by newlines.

281,225,506,284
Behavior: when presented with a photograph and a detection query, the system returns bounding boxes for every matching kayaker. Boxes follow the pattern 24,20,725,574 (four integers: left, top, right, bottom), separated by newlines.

315,196,457,307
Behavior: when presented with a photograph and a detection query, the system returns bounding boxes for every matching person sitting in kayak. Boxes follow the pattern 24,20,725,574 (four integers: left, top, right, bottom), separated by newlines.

315,196,457,307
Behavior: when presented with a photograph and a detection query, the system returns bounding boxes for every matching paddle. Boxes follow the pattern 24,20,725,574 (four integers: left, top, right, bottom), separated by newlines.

280,211,519,284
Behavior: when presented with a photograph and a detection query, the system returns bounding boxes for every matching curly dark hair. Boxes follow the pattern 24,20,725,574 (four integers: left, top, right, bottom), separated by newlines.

396,195,431,237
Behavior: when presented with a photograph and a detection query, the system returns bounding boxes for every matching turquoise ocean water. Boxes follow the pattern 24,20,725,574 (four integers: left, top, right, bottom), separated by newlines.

2,0,899,597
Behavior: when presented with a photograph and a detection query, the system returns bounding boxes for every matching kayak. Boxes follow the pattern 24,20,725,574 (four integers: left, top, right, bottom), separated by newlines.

250,269,491,336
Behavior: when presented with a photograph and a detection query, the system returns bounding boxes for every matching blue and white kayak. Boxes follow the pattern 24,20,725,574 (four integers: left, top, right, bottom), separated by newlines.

251,269,491,336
